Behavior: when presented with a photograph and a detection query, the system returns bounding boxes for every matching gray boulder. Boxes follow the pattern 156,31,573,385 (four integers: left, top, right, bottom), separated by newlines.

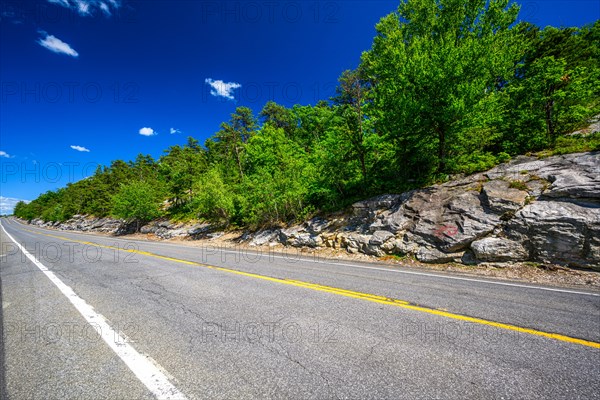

481,180,529,214
154,227,168,238
304,217,330,235
411,191,500,252
140,223,158,234
369,206,413,233
250,229,280,246
471,237,529,262
352,194,404,220
341,233,370,254
188,223,211,237
416,247,464,264
488,152,599,201
369,230,394,246
508,200,600,267
279,227,321,248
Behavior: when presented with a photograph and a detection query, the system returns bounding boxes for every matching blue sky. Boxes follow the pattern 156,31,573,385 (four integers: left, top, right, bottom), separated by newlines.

1,0,599,214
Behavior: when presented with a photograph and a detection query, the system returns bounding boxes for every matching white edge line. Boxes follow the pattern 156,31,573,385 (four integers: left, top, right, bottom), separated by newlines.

11,219,600,297
0,222,188,400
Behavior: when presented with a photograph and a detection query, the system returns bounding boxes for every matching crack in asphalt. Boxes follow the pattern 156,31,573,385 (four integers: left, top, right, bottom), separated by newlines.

361,338,385,364
269,340,341,400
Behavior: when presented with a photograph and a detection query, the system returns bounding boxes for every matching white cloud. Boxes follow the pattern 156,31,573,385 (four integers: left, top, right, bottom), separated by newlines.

0,150,12,158
70,145,90,152
170,128,181,134
38,33,79,57
139,127,156,136
47,0,121,17
99,2,111,16
48,0,70,6
76,0,91,15
0,196,30,215
205,78,241,101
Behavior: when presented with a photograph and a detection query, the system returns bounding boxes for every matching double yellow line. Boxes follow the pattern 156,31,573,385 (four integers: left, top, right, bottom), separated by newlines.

18,226,600,349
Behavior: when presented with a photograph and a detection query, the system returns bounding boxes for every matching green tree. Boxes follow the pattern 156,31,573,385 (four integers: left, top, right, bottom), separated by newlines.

362,0,521,180
192,167,237,225
291,102,334,151
41,203,66,222
241,125,313,225
159,138,207,207
502,24,600,152
112,181,162,231
207,107,257,181
530,57,593,140
259,101,296,137
14,201,34,220
333,68,373,187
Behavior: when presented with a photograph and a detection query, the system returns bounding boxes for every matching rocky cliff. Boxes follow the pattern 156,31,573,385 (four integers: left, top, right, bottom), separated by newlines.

28,151,600,270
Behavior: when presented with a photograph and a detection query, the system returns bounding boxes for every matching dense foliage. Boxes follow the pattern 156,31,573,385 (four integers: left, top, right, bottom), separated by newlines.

14,0,600,229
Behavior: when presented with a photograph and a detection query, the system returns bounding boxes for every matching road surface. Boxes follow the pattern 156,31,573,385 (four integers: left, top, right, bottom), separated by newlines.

1,217,599,399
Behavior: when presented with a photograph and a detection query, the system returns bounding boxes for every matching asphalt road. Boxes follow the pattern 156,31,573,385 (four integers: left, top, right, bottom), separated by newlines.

1,217,599,399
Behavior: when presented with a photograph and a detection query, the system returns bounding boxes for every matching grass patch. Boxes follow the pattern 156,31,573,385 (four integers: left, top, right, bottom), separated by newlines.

537,132,600,158
524,261,542,268
527,174,543,181
381,254,411,262
508,180,529,191
524,195,535,205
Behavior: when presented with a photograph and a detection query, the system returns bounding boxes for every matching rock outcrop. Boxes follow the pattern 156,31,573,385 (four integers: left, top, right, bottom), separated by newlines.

239,152,600,270
25,151,600,270
30,215,126,234
27,216,212,240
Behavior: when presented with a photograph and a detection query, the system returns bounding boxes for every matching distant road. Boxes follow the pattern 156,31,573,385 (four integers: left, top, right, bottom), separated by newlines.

1,217,599,399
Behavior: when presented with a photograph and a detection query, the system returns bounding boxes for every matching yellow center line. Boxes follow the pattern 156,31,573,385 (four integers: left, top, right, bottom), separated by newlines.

18,227,600,349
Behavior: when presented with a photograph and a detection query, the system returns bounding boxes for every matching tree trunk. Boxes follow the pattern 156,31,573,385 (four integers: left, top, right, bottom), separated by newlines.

545,99,555,140
437,127,446,175
359,152,368,186
234,145,244,180
357,103,367,186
